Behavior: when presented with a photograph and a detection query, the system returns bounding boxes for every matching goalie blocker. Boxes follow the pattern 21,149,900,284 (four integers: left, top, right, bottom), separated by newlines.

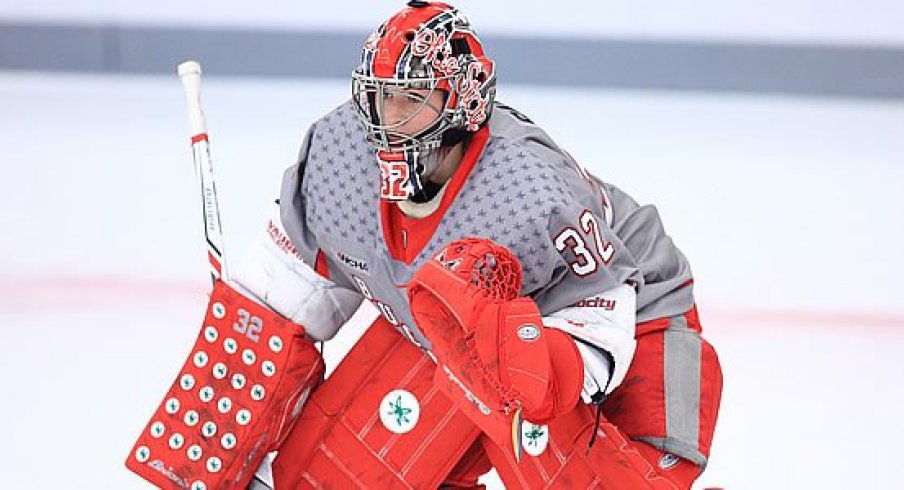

125,280,325,490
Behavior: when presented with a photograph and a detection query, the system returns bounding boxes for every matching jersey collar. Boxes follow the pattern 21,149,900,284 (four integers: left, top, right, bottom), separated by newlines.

380,125,490,264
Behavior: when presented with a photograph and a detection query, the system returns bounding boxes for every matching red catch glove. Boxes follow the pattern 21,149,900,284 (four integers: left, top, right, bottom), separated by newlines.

408,238,582,461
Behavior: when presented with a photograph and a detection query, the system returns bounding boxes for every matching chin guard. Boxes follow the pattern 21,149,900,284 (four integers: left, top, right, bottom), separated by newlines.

377,149,422,201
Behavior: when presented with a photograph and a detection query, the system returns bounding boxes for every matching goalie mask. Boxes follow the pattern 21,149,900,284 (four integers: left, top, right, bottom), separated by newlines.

352,1,496,201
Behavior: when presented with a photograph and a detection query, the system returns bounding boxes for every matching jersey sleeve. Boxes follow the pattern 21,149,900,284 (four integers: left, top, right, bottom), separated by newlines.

232,200,363,341
514,157,641,316
274,122,365,339
600,182,695,322
492,146,642,399
279,123,321,267
278,121,363,292
482,104,641,316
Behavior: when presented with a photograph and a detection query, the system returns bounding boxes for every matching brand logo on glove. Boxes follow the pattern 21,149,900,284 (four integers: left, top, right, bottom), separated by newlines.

443,365,491,416
659,453,681,470
267,219,304,261
148,459,188,488
517,324,540,342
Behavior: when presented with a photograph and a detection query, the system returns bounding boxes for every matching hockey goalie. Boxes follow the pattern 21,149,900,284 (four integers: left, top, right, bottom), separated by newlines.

125,2,722,488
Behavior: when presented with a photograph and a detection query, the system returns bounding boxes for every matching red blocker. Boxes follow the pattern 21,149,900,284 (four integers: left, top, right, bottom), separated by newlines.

125,280,325,490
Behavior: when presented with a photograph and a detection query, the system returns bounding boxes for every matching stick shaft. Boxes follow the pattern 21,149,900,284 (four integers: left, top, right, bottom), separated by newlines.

178,60,228,282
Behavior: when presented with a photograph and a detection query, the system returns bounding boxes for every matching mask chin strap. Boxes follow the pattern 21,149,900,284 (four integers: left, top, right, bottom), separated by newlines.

405,149,425,197
399,130,475,203
440,127,469,147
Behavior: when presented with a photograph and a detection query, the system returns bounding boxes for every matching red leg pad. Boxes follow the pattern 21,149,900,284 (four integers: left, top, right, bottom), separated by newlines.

485,405,688,489
273,317,482,488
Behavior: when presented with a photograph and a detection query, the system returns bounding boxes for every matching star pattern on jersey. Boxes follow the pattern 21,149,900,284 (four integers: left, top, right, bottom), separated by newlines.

305,103,380,247
300,101,611,346
410,138,574,292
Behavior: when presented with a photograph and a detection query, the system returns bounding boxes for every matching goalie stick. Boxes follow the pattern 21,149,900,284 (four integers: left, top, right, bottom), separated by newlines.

125,61,326,490
178,60,229,283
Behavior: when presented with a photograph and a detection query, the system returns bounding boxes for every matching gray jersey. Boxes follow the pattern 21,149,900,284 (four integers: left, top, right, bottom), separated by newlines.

279,100,693,349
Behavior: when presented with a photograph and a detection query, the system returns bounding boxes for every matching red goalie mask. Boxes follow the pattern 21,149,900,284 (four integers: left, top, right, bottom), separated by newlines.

352,1,497,200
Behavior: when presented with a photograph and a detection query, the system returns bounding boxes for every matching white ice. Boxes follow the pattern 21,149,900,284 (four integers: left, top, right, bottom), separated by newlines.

1,72,902,489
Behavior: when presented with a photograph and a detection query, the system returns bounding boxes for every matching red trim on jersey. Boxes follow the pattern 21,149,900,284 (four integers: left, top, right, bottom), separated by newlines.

190,133,208,144
314,249,330,280
380,126,490,264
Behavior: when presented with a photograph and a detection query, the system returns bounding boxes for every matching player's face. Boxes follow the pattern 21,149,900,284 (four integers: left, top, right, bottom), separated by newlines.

378,88,445,141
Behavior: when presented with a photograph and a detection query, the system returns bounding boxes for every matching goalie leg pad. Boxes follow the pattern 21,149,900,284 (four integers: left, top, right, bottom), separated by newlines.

484,404,699,489
484,306,721,489
272,317,482,489
603,306,722,468
125,279,325,490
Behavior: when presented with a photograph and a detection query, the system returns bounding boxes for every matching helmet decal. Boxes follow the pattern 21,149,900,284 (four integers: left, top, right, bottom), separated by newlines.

457,61,491,131
410,28,458,76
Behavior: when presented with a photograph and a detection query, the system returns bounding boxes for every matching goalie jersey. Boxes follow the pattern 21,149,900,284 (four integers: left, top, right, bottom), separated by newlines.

279,100,694,349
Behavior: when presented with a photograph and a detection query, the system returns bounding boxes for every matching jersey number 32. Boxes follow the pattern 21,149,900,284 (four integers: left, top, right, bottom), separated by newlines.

554,210,615,277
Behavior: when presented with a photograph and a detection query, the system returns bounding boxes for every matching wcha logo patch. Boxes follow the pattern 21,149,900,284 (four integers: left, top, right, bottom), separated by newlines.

379,389,420,434
336,251,370,274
